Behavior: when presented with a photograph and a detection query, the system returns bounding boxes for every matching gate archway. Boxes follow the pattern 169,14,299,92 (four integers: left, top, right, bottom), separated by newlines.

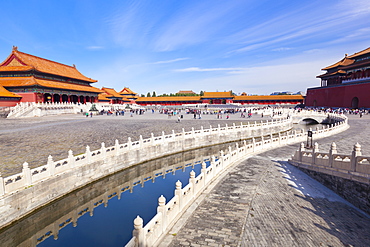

351,97,359,108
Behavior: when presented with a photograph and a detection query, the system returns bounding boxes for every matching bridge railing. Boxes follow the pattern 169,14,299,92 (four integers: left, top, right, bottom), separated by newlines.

0,117,300,229
126,114,349,247
290,141,370,178
8,112,349,246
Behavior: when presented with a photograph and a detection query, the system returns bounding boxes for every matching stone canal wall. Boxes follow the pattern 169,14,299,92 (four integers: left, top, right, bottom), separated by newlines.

289,142,370,214
125,114,348,247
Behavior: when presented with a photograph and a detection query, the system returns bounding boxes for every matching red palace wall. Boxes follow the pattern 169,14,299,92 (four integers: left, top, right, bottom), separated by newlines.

18,93,39,103
305,83,370,108
0,99,21,107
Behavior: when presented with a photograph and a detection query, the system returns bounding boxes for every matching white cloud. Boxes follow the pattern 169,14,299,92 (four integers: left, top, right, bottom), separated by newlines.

152,58,189,64
174,67,247,73
86,46,104,50
272,47,293,52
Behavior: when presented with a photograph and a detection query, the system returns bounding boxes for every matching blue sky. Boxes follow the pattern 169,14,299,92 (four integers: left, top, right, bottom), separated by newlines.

1,0,370,96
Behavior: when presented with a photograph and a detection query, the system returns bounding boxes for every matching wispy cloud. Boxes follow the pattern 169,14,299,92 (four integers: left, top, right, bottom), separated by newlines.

152,1,245,51
272,47,293,52
175,67,247,73
228,0,370,54
152,58,189,64
86,46,104,50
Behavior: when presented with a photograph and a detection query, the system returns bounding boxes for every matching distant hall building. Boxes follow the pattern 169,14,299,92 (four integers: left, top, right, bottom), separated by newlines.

306,47,370,108
0,47,102,106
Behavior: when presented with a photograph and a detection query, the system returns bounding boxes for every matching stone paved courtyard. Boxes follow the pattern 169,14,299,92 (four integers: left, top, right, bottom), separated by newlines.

1,112,370,246
0,112,256,177
163,114,370,246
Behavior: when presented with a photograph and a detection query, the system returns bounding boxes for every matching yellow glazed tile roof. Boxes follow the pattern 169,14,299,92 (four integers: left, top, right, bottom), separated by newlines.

322,57,354,70
0,47,97,82
347,47,370,59
98,93,111,101
101,87,124,98
202,91,233,98
0,84,21,98
136,96,201,102
0,77,103,93
119,87,136,95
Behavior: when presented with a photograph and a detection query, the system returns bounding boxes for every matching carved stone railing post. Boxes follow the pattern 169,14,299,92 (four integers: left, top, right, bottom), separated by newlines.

329,142,337,168
115,139,120,156
235,143,239,158
157,195,167,233
298,143,305,162
48,155,55,175
312,142,319,165
22,162,32,186
172,130,176,140
219,150,225,169
151,133,155,144
228,146,232,155
128,137,132,150
189,170,196,195
133,216,145,247
139,135,143,148
200,162,208,186
85,145,91,164
351,143,362,172
175,180,182,209
101,142,106,160
68,150,75,168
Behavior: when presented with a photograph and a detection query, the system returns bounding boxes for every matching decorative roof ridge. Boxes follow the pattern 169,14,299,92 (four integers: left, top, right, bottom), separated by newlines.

13,50,77,69
322,56,354,70
347,47,370,59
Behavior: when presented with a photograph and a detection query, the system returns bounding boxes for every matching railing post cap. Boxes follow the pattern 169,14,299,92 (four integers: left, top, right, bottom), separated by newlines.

134,215,143,228
158,195,166,205
176,180,182,189
22,162,29,169
190,170,195,178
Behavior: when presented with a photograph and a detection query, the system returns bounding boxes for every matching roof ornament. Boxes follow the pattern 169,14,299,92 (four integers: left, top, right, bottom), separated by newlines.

345,53,348,57
12,46,18,51
72,64,76,68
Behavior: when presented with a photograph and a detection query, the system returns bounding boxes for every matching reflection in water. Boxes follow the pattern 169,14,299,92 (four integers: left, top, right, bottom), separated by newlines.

0,142,238,247
0,124,323,247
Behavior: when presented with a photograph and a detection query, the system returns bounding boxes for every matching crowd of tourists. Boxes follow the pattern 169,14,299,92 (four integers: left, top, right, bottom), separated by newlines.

295,106,369,117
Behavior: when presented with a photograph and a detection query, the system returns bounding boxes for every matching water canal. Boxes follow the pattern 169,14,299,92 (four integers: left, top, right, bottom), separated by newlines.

0,141,241,247
0,122,320,247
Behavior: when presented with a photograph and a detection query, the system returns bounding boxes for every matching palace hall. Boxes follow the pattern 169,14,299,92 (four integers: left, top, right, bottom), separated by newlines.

135,91,303,106
305,46,370,108
0,47,102,107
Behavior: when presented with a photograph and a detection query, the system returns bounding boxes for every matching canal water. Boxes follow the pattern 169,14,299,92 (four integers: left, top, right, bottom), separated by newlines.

0,123,321,247
0,142,239,247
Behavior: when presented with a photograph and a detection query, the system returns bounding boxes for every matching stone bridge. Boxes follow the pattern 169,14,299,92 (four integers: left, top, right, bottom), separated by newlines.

292,112,331,124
